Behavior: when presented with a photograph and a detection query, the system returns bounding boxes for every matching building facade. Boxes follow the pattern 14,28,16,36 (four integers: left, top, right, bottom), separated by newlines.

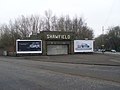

31,31,75,55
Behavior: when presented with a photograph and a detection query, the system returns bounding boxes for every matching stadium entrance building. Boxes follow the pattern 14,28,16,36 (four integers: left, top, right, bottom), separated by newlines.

31,31,75,55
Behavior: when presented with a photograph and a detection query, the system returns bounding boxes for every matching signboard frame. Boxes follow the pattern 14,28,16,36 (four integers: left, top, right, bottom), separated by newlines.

74,40,94,53
16,39,42,54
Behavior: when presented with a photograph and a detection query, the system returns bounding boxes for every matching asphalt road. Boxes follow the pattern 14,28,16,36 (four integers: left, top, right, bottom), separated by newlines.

21,53,120,66
0,56,120,90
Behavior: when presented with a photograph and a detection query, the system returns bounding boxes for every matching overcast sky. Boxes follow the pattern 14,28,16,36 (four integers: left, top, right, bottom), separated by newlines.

0,0,120,37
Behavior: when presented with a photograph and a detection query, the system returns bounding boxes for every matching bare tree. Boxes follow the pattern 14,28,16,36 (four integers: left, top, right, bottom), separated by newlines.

0,10,94,50
58,16,65,31
44,10,53,31
51,15,58,31
14,16,30,38
64,15,72,32
0,24,11,48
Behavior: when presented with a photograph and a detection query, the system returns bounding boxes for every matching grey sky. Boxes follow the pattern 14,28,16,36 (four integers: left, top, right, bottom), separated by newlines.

0,0,120,37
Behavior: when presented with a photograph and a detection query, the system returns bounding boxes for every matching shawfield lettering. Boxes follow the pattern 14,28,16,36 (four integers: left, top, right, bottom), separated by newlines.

47,34,71,39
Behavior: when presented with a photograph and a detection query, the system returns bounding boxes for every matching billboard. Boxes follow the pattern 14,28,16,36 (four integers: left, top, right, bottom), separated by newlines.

74,40,94,52
16,40,42,54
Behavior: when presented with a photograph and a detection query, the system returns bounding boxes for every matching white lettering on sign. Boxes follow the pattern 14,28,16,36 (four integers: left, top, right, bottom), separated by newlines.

47,34,71,39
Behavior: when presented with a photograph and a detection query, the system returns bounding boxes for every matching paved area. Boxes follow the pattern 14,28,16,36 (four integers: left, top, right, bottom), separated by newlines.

102,52,120,55
0,56,120,90
17,53,120,66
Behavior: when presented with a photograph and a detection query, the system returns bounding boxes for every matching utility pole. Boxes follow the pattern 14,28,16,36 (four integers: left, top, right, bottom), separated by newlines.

102,26,105,53
102,26,104,46
102,26,104,35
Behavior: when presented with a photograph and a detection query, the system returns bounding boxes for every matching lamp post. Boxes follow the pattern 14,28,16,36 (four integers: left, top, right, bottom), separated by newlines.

101,26,105,53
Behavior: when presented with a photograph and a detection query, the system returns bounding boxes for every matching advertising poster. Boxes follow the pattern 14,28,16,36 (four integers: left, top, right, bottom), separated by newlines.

74,40,94,52
16,40,42,54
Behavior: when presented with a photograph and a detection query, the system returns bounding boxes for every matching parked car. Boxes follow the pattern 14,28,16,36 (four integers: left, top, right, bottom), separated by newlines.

111,50,116,53
102,49,105,52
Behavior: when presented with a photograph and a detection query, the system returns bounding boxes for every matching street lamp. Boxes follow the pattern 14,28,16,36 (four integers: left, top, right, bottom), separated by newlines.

101,26,105,53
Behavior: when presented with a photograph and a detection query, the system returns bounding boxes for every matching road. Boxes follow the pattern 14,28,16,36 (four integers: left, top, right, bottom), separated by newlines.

0,56,120,90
